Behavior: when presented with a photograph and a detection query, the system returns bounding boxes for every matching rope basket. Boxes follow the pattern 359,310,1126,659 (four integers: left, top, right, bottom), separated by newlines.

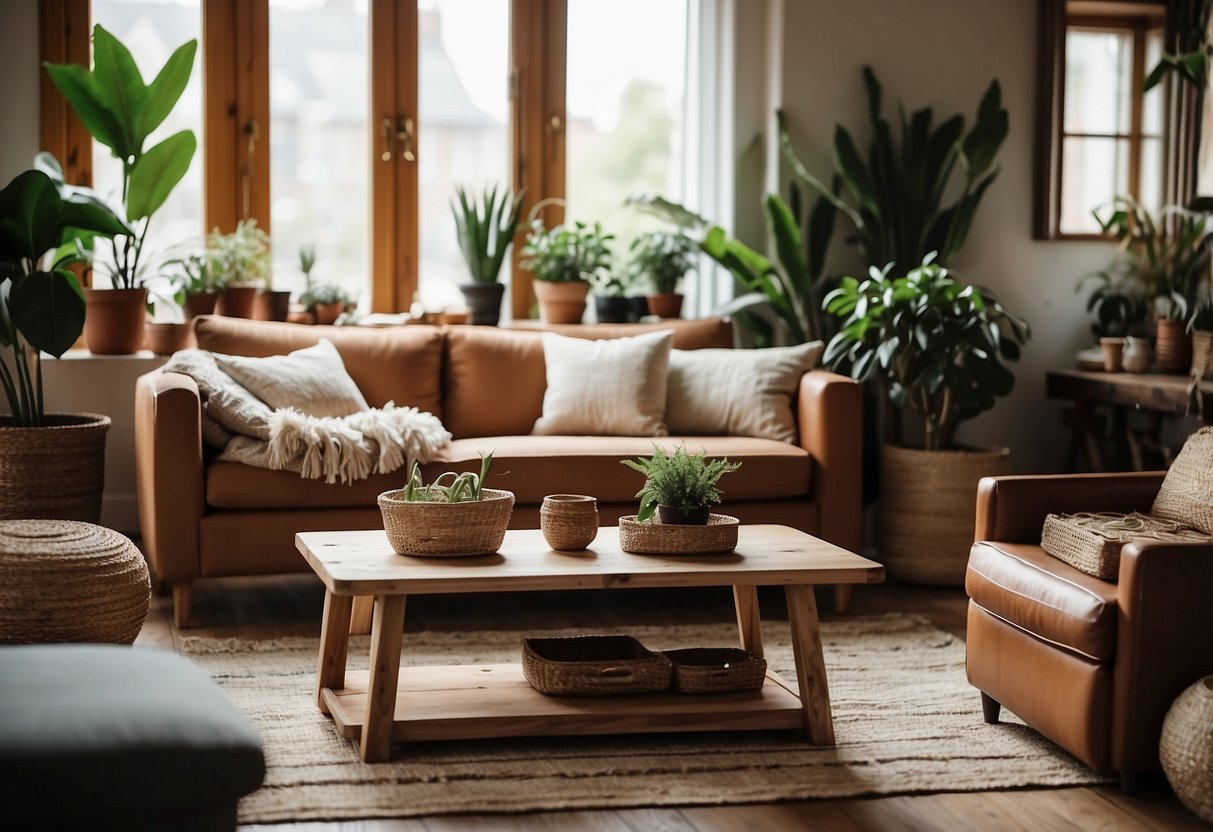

0,413,110,523
877,444,1011,586
378,488,514,557
0,520,149,644
1193,331,1213,380
540,494,599,551
522,635,672,696
1152,427,1213,535
664,647,767,694
1041,512,1210,581
618,514,739,554
1161,676,1213,822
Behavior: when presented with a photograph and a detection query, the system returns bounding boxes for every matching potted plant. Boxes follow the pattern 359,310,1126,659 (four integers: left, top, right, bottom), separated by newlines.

590,271,631,324
300,282,351,326
621,444,741,525
1078,271,1149,372
452,184,524,326
0,163,127,520
823,254,1030,585
45,24,197,355
209,220,271,319
521,213,613,325
629,231,695,319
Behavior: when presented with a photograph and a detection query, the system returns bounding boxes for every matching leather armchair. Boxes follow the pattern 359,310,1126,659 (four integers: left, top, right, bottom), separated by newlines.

964,472,1213,790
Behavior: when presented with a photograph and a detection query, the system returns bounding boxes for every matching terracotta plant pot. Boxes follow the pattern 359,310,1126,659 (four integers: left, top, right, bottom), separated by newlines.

647,292,684,319
0,413,111,523
594,296,630,324
254,289,292,322
657,504,710,525
533,280,588,324
312,302,345,325
83,288,148,355
182,291,218,320
1099,337,1124,372
215,285,258,318
145,322,194,356
1156,318,1192,374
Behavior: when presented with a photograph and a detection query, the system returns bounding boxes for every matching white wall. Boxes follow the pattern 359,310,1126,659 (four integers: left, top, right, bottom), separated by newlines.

0,0,40,181
778,0,1114,472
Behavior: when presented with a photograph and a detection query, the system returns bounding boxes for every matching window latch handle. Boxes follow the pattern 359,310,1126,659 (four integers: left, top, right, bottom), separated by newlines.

379,117,394,162
397,116,416,163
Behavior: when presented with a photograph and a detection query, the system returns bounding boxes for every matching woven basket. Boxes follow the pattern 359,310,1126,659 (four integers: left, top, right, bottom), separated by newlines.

1041,512,1209,581
0,413,110,523
1161,676,1213,822
377,488,514,557
522,635,672,696
618,514,739,554
664,647,767,694
1152,427,1213,535
0,520,149,644
540,494,599,551
1193,331,1213,380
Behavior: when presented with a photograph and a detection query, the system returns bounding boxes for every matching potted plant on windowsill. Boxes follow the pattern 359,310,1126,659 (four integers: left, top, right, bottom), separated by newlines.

301,283,352,326
590,271,631,324
621,444,741,525
521,210,613,325
0,163,128,520
209,219,271,319
452,184,523,326
629,230,695,319
823,254,1030,586
45,24,197,355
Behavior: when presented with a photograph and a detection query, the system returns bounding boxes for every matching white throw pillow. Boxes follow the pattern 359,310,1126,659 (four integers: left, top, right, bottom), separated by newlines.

533,330,673,436
214,338,369,418
666,342,824,443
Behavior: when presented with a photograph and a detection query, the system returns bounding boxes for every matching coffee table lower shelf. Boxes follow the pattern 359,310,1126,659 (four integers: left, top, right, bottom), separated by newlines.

320,664,806,744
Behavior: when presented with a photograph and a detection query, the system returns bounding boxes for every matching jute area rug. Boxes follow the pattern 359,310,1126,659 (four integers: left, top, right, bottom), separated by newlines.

181,614,1109,824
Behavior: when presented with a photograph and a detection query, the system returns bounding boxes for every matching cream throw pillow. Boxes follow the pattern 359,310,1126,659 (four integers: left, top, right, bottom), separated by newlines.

214,338,369,418
533,330,673,436
666,342,824,443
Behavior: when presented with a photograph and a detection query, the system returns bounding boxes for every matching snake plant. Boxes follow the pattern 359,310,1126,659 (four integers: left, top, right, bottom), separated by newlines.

403,452,494,503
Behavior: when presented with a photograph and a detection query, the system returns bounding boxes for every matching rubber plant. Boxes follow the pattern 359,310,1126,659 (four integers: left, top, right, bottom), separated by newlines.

0,161,129,426
44,24,197,289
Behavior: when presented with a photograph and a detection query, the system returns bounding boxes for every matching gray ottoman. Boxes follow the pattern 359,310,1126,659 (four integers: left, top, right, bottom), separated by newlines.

0,644,265,831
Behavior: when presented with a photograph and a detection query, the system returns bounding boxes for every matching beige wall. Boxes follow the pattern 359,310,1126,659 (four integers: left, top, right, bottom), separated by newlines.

0,0,40,182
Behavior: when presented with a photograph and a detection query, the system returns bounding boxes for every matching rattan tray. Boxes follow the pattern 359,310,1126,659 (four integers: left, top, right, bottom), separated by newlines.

1041,511,1209,580
663,647,767,694
618,514,739,554
522,635,672,696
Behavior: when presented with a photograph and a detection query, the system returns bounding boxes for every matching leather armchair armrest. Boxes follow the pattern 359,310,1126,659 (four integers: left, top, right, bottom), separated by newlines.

135,370,204,582
1113,539,1213,772
798,369,862,551
975,472,1166,544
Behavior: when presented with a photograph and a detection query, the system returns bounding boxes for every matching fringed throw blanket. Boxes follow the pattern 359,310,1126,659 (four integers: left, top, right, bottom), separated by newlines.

162,350,451,484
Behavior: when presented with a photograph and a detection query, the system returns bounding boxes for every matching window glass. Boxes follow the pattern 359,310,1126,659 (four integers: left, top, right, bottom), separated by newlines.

1060,136,1130,233
1064,29,1132,135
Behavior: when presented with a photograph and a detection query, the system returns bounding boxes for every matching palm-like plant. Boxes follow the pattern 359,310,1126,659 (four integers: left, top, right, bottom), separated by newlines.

452,185,524,284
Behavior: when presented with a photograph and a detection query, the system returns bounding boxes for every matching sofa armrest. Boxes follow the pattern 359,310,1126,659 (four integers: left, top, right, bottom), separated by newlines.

798,370,862,551
1113,539,1213,772
975,472,1166,544
135,370,204,582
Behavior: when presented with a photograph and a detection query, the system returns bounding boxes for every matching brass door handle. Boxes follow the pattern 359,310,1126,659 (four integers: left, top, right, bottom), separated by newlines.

397,116,416,163
380,117,394,162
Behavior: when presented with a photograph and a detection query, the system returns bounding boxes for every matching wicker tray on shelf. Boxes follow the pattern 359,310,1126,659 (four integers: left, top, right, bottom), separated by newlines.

663,647,767,694
618,514,739,554
521,635,672,696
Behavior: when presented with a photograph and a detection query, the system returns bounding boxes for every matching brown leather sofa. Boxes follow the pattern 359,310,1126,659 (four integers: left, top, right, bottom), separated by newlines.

136,316,862,627
965,472,1213,789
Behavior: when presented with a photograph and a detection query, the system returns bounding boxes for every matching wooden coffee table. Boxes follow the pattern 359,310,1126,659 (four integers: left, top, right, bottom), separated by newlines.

297,524,883,762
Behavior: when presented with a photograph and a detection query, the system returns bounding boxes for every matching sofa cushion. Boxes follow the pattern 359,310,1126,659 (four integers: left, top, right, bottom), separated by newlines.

213,338,369,417
205,435,811,509
966,541,1118,661
194,316,444,416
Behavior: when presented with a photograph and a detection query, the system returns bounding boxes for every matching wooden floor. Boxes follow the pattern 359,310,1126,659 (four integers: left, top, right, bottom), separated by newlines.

137,577,1207,831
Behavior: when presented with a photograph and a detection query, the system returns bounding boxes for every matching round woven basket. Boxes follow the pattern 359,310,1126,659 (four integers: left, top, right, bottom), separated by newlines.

0,413,110,523
0,520,149,644
540,494,599,551
378,488,515,557
618,514,739,554
877,443,1011,586
1161,676,1213,822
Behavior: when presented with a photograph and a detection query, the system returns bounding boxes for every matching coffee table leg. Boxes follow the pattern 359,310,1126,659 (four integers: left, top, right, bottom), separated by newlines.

350,595,374,635
732,585,764,658
785,584,835,745
316,590,353,712
360,594,406,762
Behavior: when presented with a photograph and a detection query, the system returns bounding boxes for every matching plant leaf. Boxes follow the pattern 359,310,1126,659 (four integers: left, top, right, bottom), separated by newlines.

139,38,197,139
126,130,196,220
91,24,148,156
42,64,126,156
9,269,86,357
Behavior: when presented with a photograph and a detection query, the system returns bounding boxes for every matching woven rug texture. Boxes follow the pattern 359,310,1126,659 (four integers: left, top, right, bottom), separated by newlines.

180,614,1108,823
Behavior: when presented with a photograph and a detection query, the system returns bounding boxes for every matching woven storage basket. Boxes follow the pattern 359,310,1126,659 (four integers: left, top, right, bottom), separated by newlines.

0,520,149,644
1041,512,1209,581
0,413,110,523
1152,427,1213,535
522,635,672,696
664,647,767,694
1161,676,1213,822
618,514,739,554
1193,331,1213,380
377,488,514,557
540,494,599,551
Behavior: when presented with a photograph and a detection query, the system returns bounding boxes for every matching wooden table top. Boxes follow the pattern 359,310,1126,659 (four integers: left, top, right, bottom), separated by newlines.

1047,367,1212,417
297,525,884,596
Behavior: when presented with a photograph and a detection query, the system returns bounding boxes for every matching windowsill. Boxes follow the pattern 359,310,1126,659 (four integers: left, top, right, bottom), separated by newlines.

58,349,168,362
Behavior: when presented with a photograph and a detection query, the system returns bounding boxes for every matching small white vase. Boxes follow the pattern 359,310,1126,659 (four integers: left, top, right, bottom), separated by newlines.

1122,336,1152,373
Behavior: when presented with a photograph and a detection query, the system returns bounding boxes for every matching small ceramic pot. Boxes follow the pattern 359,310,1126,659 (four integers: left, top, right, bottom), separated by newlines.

1122,336,1152,374
459,282,505,326
594,296,630,324
312,302,345,325
83,288,148,355
145,322,194,356
255,289,292,322
215,285,258,318
182,291,218,320
1156,318,1192,374
657,504,710,525
540,494,599,551
647,293,684,319
1100,337,1125,372
533,281,588,324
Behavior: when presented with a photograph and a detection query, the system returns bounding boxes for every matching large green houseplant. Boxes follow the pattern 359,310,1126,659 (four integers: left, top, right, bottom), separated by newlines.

45,24,197,353
452,184,524,326
824,254,1030,585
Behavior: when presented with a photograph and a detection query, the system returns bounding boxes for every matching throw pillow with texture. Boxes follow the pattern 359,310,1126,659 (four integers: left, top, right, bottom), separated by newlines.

1151,426,1213,534
532,330,673,436
665,342,824,443
214,338,369,418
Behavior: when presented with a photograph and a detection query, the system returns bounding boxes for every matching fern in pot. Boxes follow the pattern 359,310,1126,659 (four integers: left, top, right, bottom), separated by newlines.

622,445,741,525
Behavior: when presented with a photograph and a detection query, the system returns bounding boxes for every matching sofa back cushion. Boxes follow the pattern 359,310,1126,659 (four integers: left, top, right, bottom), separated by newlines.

193,316,444,417
442,318,733,439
